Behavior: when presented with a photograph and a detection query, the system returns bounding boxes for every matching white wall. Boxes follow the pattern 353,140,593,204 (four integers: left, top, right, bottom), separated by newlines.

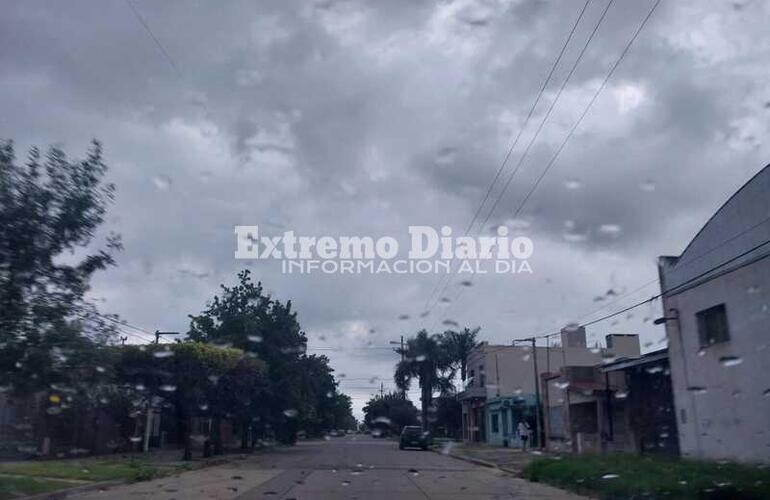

662,256,770,462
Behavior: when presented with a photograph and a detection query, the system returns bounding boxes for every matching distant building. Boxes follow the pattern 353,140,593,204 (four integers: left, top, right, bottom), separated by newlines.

658,164,770,463
459,327,639,447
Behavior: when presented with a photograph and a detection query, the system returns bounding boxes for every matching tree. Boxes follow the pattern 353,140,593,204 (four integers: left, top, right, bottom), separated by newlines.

433,396,462,439
362,392,418,433
394,330,454,431
0,140,121,394
187,270,351,444
443,327,480,382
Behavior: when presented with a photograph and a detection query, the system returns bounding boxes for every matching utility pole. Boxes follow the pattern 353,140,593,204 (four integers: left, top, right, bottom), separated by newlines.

514,337,542,450
144,330,180,453
389,336,406,398
380,381,384,398
154,330,180,344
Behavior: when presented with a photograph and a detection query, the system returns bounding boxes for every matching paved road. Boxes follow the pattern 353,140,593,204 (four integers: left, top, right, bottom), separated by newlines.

70,436,583,499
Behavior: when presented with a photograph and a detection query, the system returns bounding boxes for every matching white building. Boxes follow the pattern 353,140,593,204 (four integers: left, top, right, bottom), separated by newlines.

658,164,770,463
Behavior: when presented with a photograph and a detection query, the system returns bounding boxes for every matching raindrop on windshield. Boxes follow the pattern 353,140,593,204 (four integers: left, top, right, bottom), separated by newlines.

598,224,622,237
283,408,298,418
564,178,582,190
159,384,177,392
153,349,174,358
640,180,656,192
719,356,743,367
151,175,172,191
248,334,263,343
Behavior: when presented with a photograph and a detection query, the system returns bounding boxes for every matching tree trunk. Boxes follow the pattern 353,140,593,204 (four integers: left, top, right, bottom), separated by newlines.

181,416,192,461
212,416,223,455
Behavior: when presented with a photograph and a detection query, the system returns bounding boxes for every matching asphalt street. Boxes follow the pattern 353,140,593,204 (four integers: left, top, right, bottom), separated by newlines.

70,436,584,499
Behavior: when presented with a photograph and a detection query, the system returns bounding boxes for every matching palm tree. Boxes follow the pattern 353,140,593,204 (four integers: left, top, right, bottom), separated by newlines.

394,330,454,431
444,327,480,382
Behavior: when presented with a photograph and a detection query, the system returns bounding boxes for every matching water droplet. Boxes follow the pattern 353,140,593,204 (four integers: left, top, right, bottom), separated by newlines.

160,384,177,392
639,180,656,192
340,480,351,486
199,403,209,411
129,436,142,443
95,366,106,373
614,391,629,399
602,474,619,479
248,335,263,343
152,175,172,191
398,314,410,320
645,365,664,374
442,319,459,327
408,468,419,476
415,355,426,362
562,231,588,243
459,280,473,287
439,297,451,303
283,408,298,418
553,381,570,390
687,386,707,394
564,178,581,190
719,356,743,367
153,349,174,358
598,224,622,237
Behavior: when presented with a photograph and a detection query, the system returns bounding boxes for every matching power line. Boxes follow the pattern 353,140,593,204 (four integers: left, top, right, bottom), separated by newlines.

426,0,661,333
535,235,770,338
423,0,618,327
510,0,662,221
419,0,595,314
124,0,182,77
479,0,616,232
577,212,770,323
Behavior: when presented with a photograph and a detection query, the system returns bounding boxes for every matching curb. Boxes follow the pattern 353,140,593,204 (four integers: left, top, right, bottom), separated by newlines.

431,448,523,477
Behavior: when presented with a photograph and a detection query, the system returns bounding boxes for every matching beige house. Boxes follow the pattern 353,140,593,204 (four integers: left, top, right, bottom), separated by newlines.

459,327,639,447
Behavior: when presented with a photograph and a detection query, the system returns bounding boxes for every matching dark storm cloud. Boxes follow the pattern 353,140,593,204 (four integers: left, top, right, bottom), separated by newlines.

2,0,769,416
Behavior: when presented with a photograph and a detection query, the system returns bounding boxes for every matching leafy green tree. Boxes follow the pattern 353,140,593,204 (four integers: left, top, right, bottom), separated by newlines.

363,392,418,433
188,270,351,444
0,140,121,394
394,330,455,430
443,327,480,382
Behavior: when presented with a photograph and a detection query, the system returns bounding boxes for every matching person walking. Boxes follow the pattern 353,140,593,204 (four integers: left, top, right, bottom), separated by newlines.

517,421,531,451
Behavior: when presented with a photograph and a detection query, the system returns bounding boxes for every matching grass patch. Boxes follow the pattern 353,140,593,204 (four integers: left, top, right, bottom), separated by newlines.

0,459,163,482
0,476,75,500
524,453,770,499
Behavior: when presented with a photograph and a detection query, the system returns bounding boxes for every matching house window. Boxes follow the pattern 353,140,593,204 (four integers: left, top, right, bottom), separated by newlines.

696,304,730,347
491,413,499,433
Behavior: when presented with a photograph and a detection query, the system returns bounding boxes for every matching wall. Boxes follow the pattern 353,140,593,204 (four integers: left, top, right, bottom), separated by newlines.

661,255,770,462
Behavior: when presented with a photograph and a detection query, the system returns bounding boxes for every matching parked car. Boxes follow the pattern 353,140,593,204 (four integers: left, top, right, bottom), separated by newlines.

399,426,431,450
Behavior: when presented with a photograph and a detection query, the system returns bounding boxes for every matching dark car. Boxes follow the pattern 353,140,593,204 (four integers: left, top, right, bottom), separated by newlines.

399,426,431,450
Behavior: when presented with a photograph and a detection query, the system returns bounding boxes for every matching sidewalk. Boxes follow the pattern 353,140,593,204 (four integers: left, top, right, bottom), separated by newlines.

437,442,549,476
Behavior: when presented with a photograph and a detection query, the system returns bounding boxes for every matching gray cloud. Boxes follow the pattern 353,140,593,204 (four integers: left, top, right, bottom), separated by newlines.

2,0,769,416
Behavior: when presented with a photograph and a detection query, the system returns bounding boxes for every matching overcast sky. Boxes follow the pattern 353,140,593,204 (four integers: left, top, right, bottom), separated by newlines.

2,0,769,418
